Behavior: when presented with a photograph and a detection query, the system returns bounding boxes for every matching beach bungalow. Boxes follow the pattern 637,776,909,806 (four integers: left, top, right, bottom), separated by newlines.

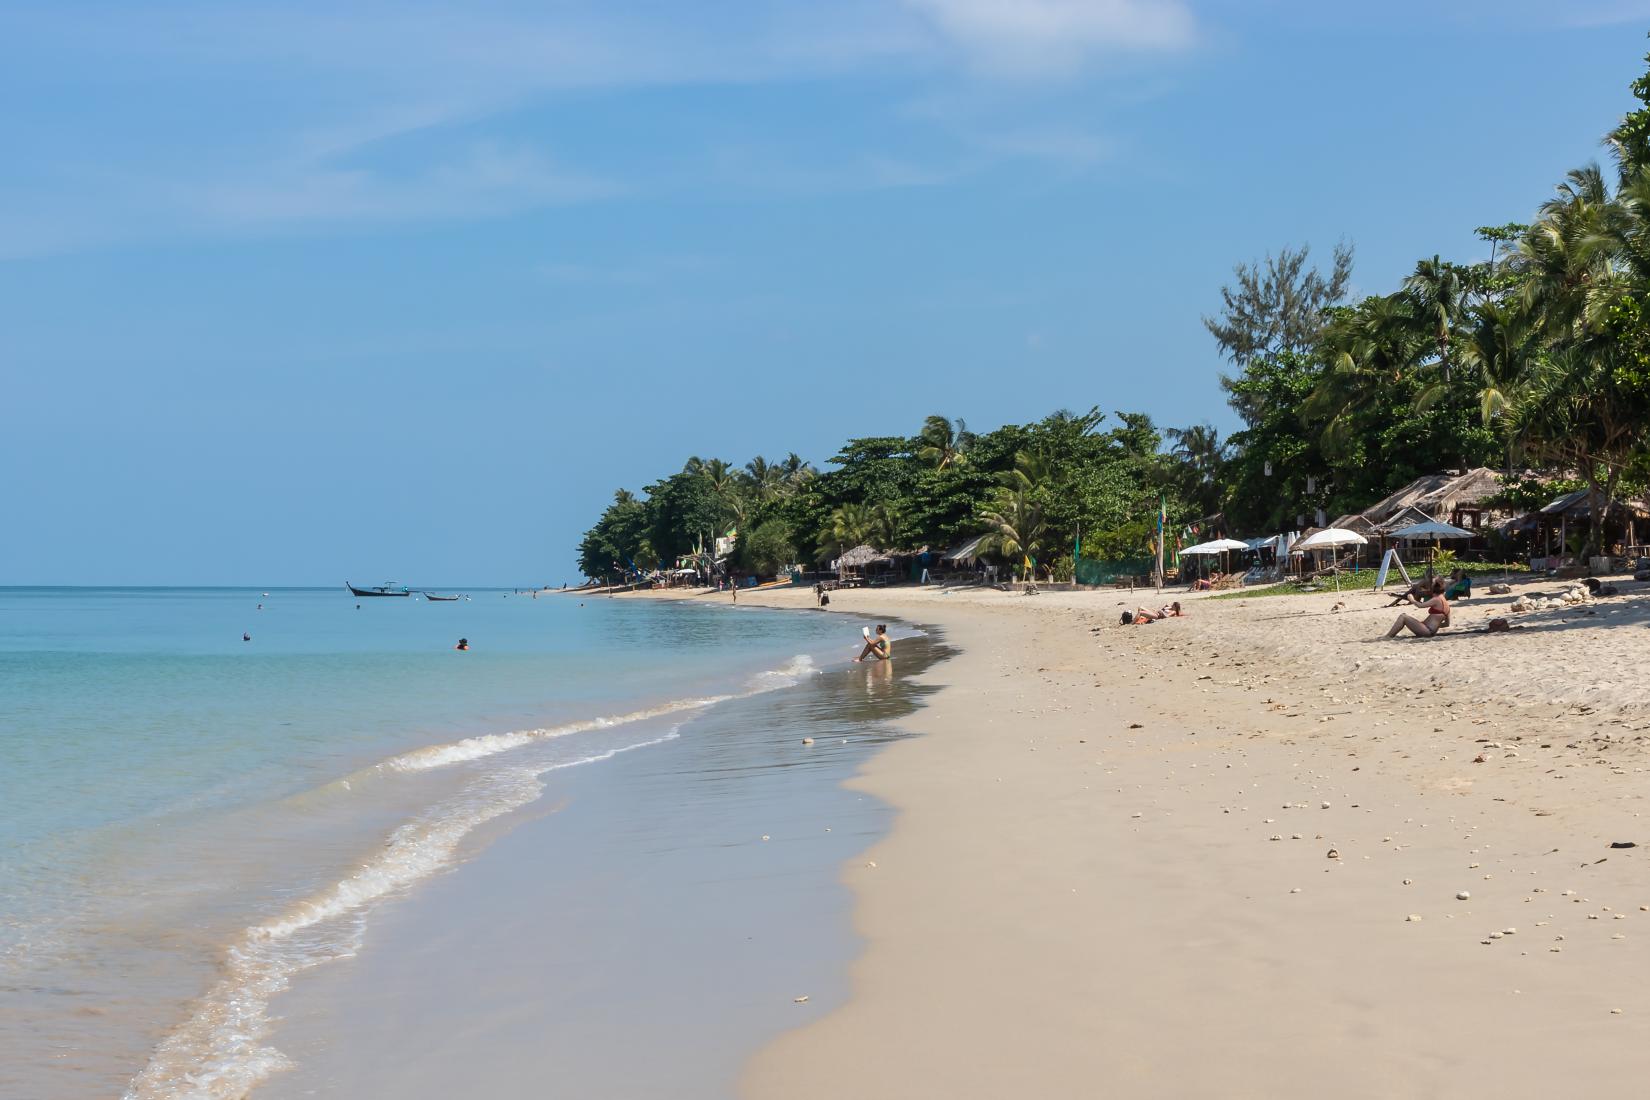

1510,490,1650,570
833,543,896,586
1336,468,1510,533
1325,468,1534,569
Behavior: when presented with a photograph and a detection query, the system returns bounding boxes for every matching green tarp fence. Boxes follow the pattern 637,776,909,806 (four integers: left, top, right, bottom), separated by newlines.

1074,556,1155,586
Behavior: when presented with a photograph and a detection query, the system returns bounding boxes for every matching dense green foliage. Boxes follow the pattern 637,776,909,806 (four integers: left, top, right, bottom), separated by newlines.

580,40,1650,579
579,411,1197,582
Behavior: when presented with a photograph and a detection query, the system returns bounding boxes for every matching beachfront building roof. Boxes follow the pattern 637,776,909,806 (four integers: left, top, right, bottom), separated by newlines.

1321,513,1380,542
1537,488,1650,520
942,534,989,564
1372,504,1438,534
1352,468,1509,529
836,543,894,568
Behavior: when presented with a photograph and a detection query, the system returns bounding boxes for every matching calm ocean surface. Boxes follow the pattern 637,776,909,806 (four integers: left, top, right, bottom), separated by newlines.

0,586,895,1098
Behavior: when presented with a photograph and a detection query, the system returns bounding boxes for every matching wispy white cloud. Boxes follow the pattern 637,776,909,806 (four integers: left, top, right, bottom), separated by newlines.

900,0,1196,75
0,1,1201,257
187,141,617,227
1554,0,1650,27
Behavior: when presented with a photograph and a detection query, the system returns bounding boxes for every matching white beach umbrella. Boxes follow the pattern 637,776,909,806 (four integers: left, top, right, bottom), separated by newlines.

1179,542,1220,555
1295,528,1367,590
1295,527,1368,550
1194,537,1249,576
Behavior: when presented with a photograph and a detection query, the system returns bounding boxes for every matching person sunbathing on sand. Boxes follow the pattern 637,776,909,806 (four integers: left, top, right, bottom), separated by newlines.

1123,602,1183,625
1385,580,1450,638
1385,580,1431,607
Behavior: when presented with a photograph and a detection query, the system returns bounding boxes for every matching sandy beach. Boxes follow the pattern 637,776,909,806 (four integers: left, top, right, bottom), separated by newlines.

614,579,1650,1098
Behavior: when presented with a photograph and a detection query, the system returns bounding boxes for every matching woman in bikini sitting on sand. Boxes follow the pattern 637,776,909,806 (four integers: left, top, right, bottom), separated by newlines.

1123,602,1184,625
1385,579,1449,638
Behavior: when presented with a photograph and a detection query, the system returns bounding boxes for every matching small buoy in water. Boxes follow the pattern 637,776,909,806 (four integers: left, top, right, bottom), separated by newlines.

793,995,809,1004
802,737,814,745
242,633,251,642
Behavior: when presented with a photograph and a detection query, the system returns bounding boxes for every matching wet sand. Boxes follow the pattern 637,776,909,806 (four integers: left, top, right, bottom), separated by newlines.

259,625,949,1099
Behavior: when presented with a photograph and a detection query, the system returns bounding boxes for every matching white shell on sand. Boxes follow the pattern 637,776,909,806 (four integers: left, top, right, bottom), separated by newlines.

1457,891,1471,900
1406,914,1423,922
761,835,770,841
794,995,809,1003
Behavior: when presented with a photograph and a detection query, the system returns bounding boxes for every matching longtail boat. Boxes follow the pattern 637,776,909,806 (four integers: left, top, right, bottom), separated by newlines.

346,581,411,597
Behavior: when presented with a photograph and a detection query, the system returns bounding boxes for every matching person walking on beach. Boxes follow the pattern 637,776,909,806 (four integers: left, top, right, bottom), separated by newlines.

455,637,470,651
854,625,892,662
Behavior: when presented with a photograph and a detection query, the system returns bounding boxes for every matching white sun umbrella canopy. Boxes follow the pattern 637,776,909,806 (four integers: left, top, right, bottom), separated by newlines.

1295,528,1368,590
1295,528,1368,550
1181,538,1250,582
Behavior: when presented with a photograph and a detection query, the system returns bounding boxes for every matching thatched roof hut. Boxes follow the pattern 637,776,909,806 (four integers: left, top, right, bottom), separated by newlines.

1352,468,1508,528
836,544,893,569
1322,513,1380,542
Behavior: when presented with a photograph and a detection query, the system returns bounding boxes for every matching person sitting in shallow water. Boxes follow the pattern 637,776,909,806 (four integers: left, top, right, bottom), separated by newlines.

854,624,892,662
1385,580,1450,638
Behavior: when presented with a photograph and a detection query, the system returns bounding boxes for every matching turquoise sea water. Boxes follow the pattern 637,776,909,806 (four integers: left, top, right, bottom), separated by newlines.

0,586,873,1098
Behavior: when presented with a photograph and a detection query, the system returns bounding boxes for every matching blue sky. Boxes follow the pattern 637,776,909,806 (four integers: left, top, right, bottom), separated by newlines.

3,1,1648,584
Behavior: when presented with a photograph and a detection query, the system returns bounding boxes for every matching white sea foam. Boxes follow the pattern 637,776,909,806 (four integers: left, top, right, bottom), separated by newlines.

121,652,823,1100
121,732,677,1100
378,652,818,773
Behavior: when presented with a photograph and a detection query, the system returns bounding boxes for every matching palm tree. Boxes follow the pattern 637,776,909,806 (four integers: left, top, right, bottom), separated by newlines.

979,490,1047,580
1515,164,1621,338
818,501,900,562
743,456,784,502
915,415,974,470
779,452,816,490
696,458,744,533
1430,300,1534,427
1165,423,1229,515
1304,294,1424,454
1509,162,1650,557
1403,255,1468,379
996,448,1057,495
